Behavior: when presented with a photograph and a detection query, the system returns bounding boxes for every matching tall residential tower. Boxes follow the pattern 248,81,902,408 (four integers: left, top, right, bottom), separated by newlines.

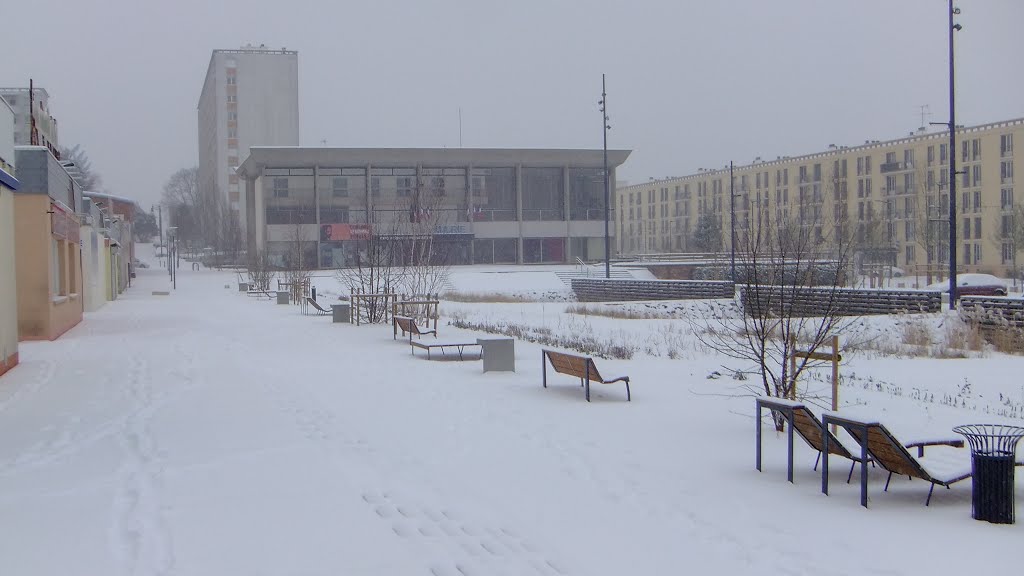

197,44,299,234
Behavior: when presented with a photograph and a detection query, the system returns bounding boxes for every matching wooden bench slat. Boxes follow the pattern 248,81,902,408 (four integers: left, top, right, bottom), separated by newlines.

542,349,630,402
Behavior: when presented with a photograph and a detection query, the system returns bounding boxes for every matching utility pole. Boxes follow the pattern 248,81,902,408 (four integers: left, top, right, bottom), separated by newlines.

946,2,962,309
600,74,611,278
730,161,736,283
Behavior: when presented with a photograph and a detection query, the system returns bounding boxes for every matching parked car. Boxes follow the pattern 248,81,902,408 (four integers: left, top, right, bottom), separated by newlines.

925,273,1008,296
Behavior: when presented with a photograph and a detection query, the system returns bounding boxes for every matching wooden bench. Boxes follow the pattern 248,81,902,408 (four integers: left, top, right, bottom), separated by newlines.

411,340,480,360
542,349,630,402
393,315,437,341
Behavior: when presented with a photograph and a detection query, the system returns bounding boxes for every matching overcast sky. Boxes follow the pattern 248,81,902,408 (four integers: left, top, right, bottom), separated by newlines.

4,0,1022,209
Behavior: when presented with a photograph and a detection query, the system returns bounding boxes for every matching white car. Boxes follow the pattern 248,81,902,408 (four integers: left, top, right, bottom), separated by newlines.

925,273,1008,296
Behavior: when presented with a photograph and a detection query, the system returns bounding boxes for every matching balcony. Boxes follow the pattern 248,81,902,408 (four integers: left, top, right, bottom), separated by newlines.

879,161,913,173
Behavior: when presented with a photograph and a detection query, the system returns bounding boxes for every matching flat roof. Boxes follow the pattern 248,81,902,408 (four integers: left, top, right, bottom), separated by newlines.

236,147,632,179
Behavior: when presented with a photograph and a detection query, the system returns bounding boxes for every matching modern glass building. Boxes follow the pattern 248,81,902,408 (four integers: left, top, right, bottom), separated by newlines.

235,148,631,267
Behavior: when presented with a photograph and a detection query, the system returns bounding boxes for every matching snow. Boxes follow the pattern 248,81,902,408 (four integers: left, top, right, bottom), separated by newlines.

1,245,1023,575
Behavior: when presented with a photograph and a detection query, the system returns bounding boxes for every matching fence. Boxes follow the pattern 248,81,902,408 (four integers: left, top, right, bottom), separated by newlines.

740,286,941,317
959,296,1024,327
570,278,735,302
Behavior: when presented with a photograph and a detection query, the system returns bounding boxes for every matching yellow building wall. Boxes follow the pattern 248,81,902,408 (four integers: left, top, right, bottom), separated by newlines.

0,185,17,375
13,195,83,340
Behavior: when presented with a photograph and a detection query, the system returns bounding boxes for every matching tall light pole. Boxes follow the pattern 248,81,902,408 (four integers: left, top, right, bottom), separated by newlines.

599,74,611,279
730,161,736,283
932,2,963,309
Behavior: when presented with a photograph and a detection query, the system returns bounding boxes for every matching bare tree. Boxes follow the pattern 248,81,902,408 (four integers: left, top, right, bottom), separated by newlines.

401,177,454,298
692,176,857,426
283,199,316,303
59,144,103,191
991,203,1024,288
247,248,274,293
162,167,203,249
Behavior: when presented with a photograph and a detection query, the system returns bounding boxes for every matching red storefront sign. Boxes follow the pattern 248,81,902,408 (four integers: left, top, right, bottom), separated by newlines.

320,223,372,241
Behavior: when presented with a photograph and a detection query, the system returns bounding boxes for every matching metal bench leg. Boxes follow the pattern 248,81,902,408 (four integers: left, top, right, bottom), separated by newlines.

814,452,821,471
884,471,893,491
625,381,631,401
847,462,856,484
926,483,936,506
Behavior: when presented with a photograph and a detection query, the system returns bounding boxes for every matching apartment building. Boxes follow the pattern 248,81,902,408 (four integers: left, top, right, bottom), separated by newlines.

197,45,299,234
618,118,1022,278
236,147,630,266
0,96,20,376
0,84,60,159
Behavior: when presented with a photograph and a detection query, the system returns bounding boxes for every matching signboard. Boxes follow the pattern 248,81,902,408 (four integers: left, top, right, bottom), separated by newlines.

434,222,471,235
321,223,372,241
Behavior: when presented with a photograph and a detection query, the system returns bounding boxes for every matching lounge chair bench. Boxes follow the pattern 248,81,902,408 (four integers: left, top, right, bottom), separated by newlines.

541,349,630,402
822,412,967,507
410,340,481,360
393,315,437,341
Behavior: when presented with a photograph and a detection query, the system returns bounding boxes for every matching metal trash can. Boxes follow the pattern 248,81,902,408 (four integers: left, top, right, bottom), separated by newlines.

953,424,1024,524
276,291,290,305
332,303,351,323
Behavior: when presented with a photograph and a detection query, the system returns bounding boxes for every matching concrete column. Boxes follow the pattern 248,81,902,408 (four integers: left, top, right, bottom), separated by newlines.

563,164,571,262
313,165,321,267
516,164,523,264
466,163,474,264
245,177,258,256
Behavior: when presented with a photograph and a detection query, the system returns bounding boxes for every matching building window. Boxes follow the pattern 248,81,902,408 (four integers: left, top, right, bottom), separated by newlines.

975,217,982,240
226,75,237,85
332,177,348,197
940,144,948,165
927,146,935,166
1002,161,1014,184
964,244,972,265
963,218,971,239
371,177,380,197
974,191,982,213
52,238,65,296
972,138,981,161
228,127,237,138
227,94,237,103
273,177,289,198
1002,188,1014,210
974,243,982,264
1003,243,1014,264
973,164,982,187
397,176,414,197
905,245,915,264
1002,134,1014,157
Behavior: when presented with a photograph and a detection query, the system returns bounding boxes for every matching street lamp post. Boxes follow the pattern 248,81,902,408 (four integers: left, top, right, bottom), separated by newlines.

599,74,611,279
730,161,736,283
167,226,177,290
931,2,962,309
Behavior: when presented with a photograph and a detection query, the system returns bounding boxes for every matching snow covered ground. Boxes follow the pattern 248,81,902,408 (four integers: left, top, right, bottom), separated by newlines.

0,245,1022,575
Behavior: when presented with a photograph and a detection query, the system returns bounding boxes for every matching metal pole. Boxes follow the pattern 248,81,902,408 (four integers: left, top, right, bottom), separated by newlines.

730,160,736,283
601,74,610,279
947,0,959,309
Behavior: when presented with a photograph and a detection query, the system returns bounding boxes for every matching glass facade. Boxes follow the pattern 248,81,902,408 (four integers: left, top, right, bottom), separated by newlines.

522,167,563,221
264,168,314,224
471,167,516,221
569,168,606,220
257,155,618,268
